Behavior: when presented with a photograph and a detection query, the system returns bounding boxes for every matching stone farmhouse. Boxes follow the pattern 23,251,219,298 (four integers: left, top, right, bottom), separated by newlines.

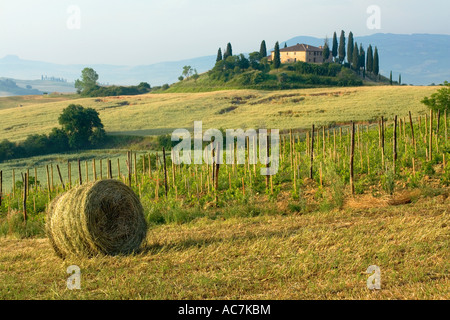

268,43,332,64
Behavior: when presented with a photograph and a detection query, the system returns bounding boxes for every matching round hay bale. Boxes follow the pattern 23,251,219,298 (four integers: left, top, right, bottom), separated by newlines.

46,179,147,258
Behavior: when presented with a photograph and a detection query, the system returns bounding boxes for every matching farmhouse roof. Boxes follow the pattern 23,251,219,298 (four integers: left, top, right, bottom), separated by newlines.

278,43,323,52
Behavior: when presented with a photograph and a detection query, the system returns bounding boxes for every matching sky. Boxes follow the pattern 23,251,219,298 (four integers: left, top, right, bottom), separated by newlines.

0,0,449,66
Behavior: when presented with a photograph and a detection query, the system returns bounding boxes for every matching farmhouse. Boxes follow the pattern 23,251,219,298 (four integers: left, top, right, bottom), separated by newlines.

269,43,332,64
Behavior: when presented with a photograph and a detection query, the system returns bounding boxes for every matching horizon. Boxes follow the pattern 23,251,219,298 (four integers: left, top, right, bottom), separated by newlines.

1,0,449,66
1,32,448,68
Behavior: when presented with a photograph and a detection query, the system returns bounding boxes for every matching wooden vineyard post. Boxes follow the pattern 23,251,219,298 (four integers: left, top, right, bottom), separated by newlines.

215,161,220,205
393,116,398,174
34,167,38,192
148,154,152,178
127,151,132,187
93,159,97,181
134,153,137,186
56,165,65,190
409,111,416,154
350,122,355,195
162,147,168,198
429,110,433,162
26,169,29,197
50,164,54,191
310,124,315,180
78,160,82,185
445,111,448,145
108,160,113,179
23,173,27,222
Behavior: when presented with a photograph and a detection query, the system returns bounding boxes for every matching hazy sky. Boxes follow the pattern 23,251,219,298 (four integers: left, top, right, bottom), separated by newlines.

0,0,449,65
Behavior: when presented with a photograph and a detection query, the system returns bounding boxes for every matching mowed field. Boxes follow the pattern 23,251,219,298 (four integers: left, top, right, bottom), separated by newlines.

0,86,438,142
1,196,448,299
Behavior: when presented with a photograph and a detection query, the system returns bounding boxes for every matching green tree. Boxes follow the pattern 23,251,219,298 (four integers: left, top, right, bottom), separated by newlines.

260,40,267,58
284,42,288,48
421,81,450,112
352,42,359,72
223,43,233,59
390,71,393,85
216,48,223,63
58,104,106,149
182,65,194,79
273,41,281,69
359,43,365,72
323,37,330,61
347,31,354,66
338,30,346,64
366,45,373,73
74,67,99,94
373,47,380,76
332,32,338,62
399,74,402,85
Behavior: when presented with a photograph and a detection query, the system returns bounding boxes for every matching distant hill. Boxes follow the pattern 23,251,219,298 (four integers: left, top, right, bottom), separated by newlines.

0,78,43,97
0,33,448,87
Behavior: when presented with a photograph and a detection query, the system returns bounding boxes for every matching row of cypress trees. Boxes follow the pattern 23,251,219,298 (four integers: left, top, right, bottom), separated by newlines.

215,31,384,80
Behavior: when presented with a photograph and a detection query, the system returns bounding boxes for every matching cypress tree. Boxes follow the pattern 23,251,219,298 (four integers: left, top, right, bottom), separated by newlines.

223,43,233,60
359,43,365,71
260,40,267,58
274,41,281,69
366,45,373,73
373,47,379,76
352,42,359,72
332,32,338,62
338,30,346,64
390,71,393,85
284,42,288,48
399,74,402,85
347,31,354,66
216,48,222,63
323,37,330,62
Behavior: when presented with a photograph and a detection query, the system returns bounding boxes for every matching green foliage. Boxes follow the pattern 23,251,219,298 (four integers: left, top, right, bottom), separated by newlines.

373,47,380,76
273,41,281,69
421,81,450,112
259,40,267,58
75,67,99,94
332,32,338,60
338,30,346,64
59,104,106,149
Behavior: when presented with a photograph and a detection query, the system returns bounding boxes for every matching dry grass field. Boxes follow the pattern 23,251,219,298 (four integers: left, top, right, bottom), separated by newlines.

0,193,448,300
0,86,438,142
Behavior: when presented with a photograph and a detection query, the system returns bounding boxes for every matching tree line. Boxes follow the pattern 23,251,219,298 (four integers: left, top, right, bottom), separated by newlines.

0,105,105,162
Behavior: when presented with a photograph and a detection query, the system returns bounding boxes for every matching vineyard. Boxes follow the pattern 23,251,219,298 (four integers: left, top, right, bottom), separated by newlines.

1,109,449,237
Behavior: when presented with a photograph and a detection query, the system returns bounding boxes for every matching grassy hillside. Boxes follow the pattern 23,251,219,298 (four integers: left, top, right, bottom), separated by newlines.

0,86,438,143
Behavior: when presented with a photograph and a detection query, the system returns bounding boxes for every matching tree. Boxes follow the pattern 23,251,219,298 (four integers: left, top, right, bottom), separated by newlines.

74,67,99,94
260,40,267,58
284,42,288,48
366,45,374,73
338,30,346,64
390,71,393,85
273,41,281,69
223,43,233,59
352,42,359,72
58,104,106,149
323,37,330,61
373,47,380,76
347,32,354,66
421,81,450,113
359,43,365,72
399,74,402,85
332,32,338,62
216,48,223,63
182,65,194,79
